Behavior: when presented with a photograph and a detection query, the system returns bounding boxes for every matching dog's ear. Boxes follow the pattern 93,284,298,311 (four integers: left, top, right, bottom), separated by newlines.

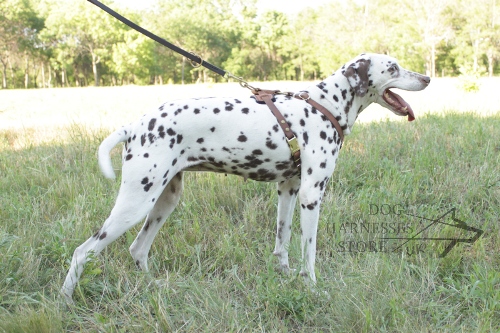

342,58,371,97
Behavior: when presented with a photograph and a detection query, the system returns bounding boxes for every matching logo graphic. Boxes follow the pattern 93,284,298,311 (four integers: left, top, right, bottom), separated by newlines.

332,205,484,257
380,208,484,257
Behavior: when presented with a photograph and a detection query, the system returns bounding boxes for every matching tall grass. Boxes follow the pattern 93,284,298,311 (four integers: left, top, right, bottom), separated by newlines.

0,112,499,332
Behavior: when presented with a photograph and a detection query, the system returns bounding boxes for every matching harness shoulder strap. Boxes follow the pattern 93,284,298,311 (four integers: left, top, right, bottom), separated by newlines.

253,90,301,169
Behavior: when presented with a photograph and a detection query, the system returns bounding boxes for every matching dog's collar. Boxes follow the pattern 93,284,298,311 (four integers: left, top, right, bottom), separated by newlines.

293,92,344,144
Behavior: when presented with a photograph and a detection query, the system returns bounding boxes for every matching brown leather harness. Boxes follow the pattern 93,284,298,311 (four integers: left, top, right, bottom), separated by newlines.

252,89,344,170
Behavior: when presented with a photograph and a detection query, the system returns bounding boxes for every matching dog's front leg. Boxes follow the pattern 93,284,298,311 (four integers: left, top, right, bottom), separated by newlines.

273,177,300,273
298,182,327,284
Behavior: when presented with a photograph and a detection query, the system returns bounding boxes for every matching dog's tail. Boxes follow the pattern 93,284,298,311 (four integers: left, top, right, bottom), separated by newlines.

98,125,132,179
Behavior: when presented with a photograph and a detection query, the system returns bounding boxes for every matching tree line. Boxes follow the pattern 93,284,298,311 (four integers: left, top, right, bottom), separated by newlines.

1,0,498,89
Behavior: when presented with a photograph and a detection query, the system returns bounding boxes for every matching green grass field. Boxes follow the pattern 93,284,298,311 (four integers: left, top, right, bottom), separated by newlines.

0,82,499,332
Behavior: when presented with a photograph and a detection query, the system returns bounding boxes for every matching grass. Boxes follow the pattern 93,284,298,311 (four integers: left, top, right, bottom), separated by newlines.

0,88,499,331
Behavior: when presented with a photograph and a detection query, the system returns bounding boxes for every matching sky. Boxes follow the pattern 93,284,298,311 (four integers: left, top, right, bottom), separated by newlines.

115,0,332,15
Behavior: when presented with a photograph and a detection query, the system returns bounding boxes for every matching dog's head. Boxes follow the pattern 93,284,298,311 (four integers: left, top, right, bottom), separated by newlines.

343,53,430,121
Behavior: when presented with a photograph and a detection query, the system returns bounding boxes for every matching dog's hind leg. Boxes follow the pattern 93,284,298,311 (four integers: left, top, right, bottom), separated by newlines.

129,172,184,272
61,174,169,303
273,177,301,273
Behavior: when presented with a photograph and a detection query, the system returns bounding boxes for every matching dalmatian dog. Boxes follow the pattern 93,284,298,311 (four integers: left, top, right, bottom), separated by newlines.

61,53,430,302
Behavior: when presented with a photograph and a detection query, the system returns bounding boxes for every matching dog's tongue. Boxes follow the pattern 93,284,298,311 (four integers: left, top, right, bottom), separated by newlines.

386,89,415,122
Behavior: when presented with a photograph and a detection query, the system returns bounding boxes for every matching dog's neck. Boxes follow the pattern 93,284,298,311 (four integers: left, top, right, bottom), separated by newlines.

306,71,372,136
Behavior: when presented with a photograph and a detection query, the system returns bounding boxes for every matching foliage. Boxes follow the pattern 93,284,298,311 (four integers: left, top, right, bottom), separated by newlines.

1,0,500,88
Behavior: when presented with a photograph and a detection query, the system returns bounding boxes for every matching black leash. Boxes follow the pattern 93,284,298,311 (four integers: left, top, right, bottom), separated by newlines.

87,0,228,78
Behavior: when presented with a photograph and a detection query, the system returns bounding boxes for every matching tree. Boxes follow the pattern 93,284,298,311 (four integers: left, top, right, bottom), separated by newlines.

402,0,454,77
0,0,43,88
43,0,123,86
453,0,500,77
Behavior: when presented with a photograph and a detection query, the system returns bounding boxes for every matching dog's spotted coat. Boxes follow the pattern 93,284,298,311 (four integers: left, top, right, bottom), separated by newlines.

62,53,430,302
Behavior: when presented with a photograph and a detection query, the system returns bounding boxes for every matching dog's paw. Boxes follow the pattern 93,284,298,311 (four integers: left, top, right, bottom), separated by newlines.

276,264,296,275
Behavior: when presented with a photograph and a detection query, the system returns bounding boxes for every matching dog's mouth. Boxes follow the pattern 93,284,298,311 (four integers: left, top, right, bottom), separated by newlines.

382,89,415,122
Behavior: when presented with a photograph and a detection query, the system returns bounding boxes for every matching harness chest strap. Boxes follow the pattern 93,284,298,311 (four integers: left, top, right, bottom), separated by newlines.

253,90,344,170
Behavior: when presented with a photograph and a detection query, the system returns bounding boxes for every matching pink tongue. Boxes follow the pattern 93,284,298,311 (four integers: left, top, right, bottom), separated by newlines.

390,90,415,121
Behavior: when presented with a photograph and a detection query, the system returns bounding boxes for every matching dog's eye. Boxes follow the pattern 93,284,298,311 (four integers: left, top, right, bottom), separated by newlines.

389,64,399,73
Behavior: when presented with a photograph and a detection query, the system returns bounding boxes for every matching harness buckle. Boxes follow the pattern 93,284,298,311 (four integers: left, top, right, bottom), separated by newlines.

287,137,300,155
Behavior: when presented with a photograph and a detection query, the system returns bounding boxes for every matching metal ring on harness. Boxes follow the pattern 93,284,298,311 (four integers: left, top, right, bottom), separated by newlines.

294,92,310,101
188,52,203,68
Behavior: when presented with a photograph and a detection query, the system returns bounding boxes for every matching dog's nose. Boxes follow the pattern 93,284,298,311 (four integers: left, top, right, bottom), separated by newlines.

421,75,431,85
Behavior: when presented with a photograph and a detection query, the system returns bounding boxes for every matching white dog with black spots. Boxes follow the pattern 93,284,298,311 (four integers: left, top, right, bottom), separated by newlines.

61,53,430,303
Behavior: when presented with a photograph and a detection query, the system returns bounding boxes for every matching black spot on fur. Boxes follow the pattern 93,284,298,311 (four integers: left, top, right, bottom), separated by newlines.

144,182,153,192
210,127,216,132
167,128,176,136
238,134,247,142
306,201,317,210
158,126,165,138
148,133,155,144
148,118,156,131
276,161,289,170
241,108,249,114
144,153,149,158
252,149,263,155
194,108,200,114
172,158,177,166
176,134,183,144
126,154,133,161
197,138,204,143
342,89,347,100
213,108,220,114
99,232,107,240
320,131,327,140
266,139,278,150
300,119,305,126
303,132,309,145
141,134,146,146
272,124,279,132
141,177,149,185
307,168,312,175
161,112,168,117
